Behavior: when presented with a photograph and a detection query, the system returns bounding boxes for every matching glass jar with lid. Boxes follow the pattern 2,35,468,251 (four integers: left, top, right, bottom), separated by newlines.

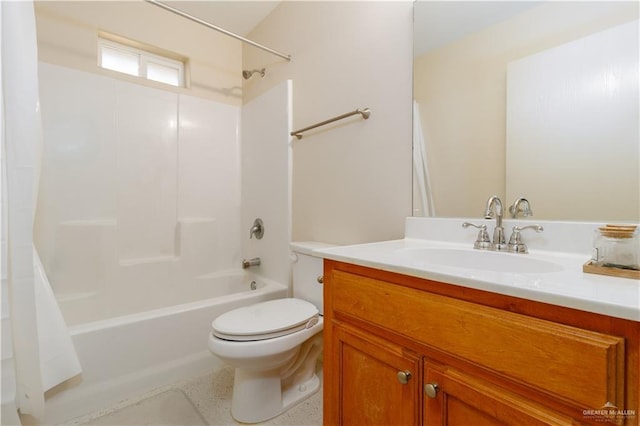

592,225,639,270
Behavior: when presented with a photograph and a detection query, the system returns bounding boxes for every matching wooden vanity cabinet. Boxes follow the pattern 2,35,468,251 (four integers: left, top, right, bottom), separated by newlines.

323,260,639,426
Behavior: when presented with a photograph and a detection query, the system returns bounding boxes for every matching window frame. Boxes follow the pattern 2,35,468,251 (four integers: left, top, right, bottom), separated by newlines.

97,37,185,87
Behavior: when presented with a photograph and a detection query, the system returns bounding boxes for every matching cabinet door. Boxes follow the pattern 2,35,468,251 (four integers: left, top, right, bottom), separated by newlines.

332,326,421,426
424,362,579,426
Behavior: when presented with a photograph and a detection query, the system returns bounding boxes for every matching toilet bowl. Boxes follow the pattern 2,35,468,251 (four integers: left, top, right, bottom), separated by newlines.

207,242,332,423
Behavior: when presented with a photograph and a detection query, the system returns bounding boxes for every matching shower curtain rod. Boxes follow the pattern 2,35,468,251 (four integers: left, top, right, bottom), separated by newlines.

291,108,371,140
145,0,291,61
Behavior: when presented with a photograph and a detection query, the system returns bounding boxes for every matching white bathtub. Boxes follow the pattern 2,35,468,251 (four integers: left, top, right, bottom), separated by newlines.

44,271,287,424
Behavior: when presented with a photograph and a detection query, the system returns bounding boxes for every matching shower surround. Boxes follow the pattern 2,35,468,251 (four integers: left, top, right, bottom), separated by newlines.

35,63,243,325
34,63,293,422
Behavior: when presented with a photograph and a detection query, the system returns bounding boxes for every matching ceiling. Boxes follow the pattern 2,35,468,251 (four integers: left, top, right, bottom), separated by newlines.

160,1,541,56
163,1,281,36
414,1,541,56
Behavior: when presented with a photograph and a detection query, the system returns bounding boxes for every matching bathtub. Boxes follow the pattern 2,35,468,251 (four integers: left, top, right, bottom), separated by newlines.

43,271,287,424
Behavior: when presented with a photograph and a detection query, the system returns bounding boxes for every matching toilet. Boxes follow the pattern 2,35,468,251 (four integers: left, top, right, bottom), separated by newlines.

208,242,331,423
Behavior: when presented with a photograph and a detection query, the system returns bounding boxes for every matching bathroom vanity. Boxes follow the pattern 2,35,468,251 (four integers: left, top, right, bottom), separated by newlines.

319,218,640,425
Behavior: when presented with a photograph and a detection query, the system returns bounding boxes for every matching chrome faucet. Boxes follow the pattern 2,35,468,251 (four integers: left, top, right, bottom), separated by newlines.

509,197,533,219
465,196,541,253
242,257,261,269
484,195,506,250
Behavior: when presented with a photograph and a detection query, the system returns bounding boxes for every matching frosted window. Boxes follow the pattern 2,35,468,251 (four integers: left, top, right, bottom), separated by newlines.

100,46,139,77
147,61,180,87
98,38,185,87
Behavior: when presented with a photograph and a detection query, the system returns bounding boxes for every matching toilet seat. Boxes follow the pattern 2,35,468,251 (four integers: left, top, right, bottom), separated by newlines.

212,298,319,341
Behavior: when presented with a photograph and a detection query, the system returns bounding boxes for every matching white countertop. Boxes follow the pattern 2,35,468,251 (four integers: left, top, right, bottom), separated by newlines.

315,218,640,322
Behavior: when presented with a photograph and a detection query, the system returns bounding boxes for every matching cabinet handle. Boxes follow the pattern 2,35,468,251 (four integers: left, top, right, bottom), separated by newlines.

397,370,412,384
424,382,440,398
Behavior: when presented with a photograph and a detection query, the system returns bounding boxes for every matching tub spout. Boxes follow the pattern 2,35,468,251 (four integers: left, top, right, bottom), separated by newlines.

242,257,261,269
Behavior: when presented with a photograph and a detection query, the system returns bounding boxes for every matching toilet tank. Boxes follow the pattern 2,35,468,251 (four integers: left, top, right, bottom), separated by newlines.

290,242,335,314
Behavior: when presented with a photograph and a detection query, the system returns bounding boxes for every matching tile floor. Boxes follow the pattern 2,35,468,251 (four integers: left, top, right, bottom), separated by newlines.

63,365,323,426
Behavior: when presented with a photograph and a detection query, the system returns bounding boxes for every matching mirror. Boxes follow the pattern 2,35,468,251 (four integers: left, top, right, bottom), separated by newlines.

413,1,639,222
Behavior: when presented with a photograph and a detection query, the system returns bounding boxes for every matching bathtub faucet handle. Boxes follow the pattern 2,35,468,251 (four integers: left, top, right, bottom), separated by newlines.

242,257,261,269
249,218,264,239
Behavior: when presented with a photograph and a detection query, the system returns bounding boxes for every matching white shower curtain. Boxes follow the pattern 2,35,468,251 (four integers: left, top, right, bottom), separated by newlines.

1,0,81,421
412,101,435,216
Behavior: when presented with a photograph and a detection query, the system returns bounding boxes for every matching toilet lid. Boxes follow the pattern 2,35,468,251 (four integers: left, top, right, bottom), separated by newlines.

211,298,319,341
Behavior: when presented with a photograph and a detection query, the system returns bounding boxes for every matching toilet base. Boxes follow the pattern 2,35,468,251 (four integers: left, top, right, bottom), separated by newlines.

283,373,320,412
231,369,320,424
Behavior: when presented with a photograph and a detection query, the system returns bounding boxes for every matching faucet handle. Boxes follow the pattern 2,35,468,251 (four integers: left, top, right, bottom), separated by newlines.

507,225,543,253
462,222,491,250
249,218,264,239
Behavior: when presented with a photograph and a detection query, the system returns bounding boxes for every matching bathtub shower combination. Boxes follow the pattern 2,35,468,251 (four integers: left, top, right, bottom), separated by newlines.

36,63,294,423
45,271,286,422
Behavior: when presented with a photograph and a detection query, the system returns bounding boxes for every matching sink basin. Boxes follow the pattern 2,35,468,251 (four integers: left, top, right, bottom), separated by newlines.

395,247,564,274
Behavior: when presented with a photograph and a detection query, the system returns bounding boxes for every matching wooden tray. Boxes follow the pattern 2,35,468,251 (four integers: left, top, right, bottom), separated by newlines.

583,260,640,280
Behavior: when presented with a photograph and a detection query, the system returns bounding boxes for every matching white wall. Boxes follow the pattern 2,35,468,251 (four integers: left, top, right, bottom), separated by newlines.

34,0,415,252
243,1,414,245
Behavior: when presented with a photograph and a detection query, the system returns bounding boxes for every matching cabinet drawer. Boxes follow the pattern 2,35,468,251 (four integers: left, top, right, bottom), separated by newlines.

330,269,625,410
